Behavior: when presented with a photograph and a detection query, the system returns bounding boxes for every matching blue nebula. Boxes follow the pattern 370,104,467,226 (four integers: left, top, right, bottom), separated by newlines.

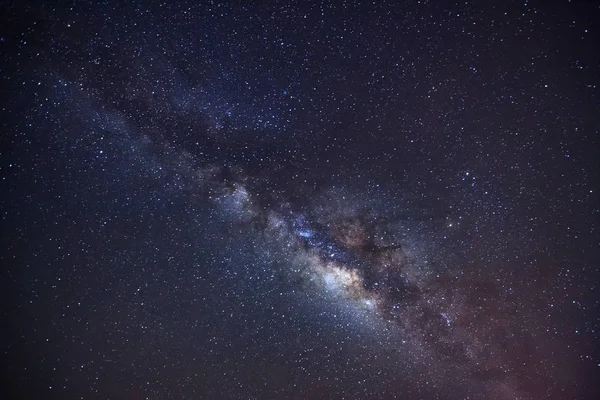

297,229,313,238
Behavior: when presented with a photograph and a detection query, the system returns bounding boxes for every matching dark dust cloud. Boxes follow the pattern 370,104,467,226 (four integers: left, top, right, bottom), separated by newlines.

1,1,599,399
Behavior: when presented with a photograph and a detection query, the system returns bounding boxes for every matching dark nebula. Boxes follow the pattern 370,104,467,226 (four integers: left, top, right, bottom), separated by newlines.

1,1,599,399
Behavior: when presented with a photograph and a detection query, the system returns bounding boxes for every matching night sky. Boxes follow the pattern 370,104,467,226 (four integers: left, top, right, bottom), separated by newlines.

1,1,599,399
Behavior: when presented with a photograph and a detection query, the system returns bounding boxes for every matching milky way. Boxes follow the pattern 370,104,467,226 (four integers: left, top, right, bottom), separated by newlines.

172,156,543,399
2,1,599,399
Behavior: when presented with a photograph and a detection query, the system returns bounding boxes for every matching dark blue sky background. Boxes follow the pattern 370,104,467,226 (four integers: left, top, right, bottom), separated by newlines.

1,1,598,399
